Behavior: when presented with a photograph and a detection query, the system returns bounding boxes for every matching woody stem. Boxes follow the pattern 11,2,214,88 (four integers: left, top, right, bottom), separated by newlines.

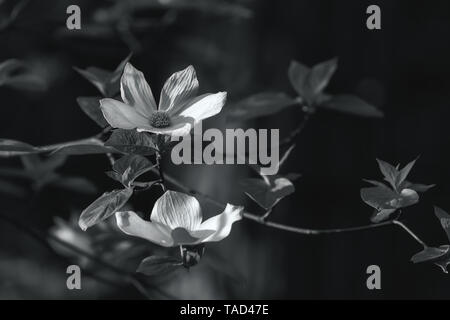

156,152,166,192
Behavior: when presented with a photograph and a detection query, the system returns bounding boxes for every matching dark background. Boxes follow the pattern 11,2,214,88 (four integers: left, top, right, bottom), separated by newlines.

0,0,450,299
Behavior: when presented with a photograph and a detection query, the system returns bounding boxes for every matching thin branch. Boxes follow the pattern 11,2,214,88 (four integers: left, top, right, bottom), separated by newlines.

393,220,428,248
153,168,397,235
280,112,312,148
155,152,166,192
127,276,152,299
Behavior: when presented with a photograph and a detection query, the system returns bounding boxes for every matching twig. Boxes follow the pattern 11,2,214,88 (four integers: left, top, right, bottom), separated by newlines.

152,168,397,235
155,152,166,192
280,112,312,148
127,276,152,299
392,220,428,248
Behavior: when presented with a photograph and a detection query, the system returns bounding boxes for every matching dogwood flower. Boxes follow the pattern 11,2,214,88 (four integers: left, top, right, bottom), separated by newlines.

100,63,227,137
115,190,243,247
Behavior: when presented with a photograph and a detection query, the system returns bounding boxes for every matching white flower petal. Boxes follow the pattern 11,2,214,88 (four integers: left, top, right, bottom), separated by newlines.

100,98,149,129
136,115,194,137
177,92,227,123
170,228,215,246
115,211,173,247
121,63,157,116
198,204,243,243
159,65,199,112
151,191,202,231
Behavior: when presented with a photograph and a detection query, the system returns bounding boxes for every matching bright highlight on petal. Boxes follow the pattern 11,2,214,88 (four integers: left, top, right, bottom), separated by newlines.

178,92,227,123
114,191,243,247
100,98,149,129
198,204,243,243
115,211,173,247
120,63,157,116
159,65,199,113
151,190,202,231
100,62,227,138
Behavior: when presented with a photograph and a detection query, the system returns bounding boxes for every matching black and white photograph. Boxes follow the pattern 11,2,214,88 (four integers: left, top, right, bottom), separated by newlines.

0,0,449,305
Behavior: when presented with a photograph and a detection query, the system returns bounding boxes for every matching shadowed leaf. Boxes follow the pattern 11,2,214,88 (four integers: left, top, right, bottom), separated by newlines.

76,96,109,127
79,188,133,231
0,58,47,92
288,58,337,105
435,206,450,243
227,92,297,121
105,129,158,155
112,154,155,187
137,256,183,276
74,54,131,97
320,94,383,118
240,175,294,210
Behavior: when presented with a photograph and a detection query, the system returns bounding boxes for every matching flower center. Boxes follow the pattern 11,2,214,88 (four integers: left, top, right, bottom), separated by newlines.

149,111,171,128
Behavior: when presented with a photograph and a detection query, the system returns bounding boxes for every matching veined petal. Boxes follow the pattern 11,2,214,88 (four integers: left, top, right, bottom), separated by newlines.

121,63,157,116
159,65,199,112
176,92,227,123
136,115,194,137
115,211,173,247
198,204,243,243
151,191,202,231
100,98,149,129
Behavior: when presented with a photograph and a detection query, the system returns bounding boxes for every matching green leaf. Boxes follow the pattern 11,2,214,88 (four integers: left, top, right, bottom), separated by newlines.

361,186,398,211
74,54,131,97
76,96,109,128
226,92,298,121
395,157,418,188
319,94,383,118
435,206,450,243
112,154,155,187
288,58,337,105
361,186,419,222
362,179,388,188
136,256,183,276
240,175,295,210
411,245,450,273
74,66,110,96
288,60,310,99
376,159,399,190
370,208,397,223
411,245,449,264
0,59,46,92
105,129,158,155
79,188,133,231
400,181,435,193
308,58,338,97
105,171,122,183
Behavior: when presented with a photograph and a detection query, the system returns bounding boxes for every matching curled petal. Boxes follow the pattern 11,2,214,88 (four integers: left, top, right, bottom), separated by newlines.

151,190,202,231
175,92,227,123
121,63,157,116
100,98,149,129
159,65,199,112
198,204,243,243
115,211,173,247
